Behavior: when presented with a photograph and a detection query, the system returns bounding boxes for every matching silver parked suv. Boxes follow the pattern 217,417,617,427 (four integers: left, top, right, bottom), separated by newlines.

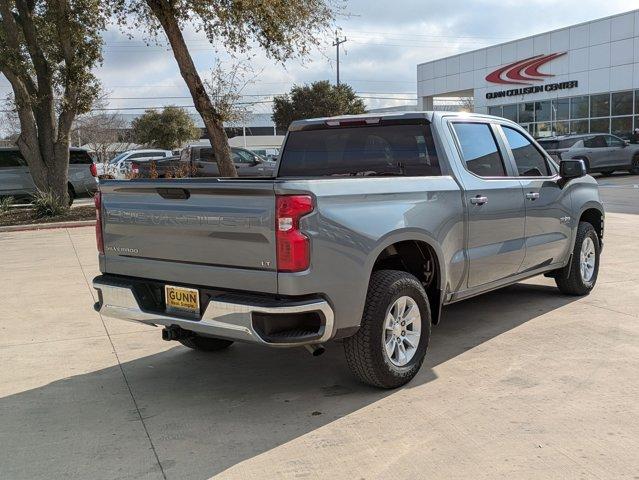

538,134,639,176
0,147,97,204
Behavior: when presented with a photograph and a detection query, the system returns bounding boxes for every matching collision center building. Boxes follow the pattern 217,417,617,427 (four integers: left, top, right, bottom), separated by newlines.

417,9,639,139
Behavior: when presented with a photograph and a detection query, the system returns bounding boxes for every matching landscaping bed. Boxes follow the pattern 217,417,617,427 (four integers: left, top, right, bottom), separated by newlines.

0,205,95,227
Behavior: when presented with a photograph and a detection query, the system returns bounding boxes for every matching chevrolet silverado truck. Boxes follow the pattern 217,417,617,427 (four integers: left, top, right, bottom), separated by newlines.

92,112,604,388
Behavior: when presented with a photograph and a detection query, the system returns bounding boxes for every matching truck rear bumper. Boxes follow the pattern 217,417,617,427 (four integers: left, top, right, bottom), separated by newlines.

93,276,334,347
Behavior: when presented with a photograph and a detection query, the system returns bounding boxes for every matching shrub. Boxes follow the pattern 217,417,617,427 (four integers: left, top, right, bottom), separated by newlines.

31,191,69,218
0,196,14,214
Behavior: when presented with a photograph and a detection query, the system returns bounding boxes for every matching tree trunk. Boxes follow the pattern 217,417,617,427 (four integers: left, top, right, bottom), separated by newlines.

146,0,238,177
1,0,71,206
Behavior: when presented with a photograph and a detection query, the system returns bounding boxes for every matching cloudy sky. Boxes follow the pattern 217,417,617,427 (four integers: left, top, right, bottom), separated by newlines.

1,0,637,118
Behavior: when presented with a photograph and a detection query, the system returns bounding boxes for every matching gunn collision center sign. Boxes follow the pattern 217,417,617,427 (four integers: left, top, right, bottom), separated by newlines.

485,52,578,99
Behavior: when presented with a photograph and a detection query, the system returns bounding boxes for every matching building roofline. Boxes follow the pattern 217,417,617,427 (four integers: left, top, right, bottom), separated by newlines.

417,8,639,67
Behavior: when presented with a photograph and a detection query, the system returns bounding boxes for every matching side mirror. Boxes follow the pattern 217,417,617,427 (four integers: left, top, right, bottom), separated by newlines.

560,159,587,180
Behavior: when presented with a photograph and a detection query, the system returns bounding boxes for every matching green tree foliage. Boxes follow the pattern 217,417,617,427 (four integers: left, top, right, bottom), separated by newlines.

112,0,337,176
131,106,200,150
272,81,366,130
0,0,107,207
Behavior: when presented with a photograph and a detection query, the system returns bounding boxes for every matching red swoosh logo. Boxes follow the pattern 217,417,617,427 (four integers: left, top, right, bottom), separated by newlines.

485,52,566,85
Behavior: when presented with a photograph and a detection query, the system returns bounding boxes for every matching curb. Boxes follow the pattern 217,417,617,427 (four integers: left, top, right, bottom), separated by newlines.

0,219,95,233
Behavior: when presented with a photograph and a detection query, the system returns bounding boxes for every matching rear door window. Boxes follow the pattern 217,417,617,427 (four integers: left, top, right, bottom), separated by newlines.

0,150,27,168
451,122,506,177
502,126,550,177
69,150,93,164
278,124,440,177
584,136,607,148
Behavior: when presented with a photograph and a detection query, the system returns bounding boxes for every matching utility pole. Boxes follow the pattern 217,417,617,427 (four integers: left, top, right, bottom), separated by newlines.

332,31,347,86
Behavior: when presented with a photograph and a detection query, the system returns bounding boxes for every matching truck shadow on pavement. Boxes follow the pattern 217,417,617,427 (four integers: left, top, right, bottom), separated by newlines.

1,282,579,480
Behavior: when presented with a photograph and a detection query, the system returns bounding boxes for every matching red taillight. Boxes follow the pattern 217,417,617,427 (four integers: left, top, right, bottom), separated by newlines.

94,191,104,254
276,195,313,272
90,163,97,177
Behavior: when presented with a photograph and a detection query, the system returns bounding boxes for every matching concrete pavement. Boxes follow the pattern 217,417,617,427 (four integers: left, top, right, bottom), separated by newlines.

1,213,638,479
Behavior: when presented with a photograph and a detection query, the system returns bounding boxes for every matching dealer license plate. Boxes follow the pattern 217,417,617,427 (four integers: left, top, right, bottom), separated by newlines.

165,285,200,316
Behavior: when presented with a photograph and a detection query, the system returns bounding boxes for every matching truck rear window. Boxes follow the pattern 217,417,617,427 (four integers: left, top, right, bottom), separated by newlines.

278,124,440,177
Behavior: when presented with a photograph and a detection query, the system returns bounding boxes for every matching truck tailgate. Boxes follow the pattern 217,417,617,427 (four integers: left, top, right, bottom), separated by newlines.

100,179,278,293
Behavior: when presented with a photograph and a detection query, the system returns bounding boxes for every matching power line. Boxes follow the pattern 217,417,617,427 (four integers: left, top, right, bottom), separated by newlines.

332,31,347,86
103,91,416,100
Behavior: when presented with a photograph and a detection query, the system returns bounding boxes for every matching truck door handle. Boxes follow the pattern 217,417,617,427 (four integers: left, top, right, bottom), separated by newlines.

470,195,488,205
525,192,540,200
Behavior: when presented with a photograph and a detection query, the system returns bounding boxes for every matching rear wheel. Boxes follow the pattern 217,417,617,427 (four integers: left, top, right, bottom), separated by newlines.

554,222,600,296
344,270,431,389
179,334,233,352
600,170,614,176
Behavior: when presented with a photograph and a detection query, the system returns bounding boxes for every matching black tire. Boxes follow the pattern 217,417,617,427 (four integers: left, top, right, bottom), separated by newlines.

555,222,600,296
343,270,431,389
600,170,614,177
67,184,75,206
179,334,233,352
630,155,639,175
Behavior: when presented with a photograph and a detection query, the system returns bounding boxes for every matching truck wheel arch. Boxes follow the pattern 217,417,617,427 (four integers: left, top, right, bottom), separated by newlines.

367,234,446,325
579,207,604,244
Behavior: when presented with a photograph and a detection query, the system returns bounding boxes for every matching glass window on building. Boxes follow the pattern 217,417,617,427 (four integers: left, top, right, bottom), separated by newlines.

570,96,589,119
611,116,633,140
533,122,553,138
570,120,589,134
488,106,502,117
553,98,570,121
502,104,517,122
519,103,535,123
611,91,633,116
590,117,610,133
534,101,551,122
554,121,570,136
590,94,610,118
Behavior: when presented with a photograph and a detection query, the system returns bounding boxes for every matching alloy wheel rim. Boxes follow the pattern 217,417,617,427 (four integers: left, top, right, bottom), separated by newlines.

580,237,596,283
383,296,421,367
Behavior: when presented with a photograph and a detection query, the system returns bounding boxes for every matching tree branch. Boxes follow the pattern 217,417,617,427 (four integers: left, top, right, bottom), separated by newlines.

14,0,52,93
0,0,38,96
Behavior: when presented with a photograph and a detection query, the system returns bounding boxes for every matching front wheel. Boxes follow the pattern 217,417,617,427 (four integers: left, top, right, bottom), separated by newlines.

344,270,431,389
554,222,600,295
630,156,639,175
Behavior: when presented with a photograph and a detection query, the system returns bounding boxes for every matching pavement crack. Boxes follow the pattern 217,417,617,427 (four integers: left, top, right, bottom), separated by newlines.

66,228,168,480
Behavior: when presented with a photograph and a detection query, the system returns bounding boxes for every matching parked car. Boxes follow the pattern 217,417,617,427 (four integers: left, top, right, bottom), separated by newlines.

247,147,280,161
92,112,604,388
538,134,639,175
0,147,97,204
95,149,173,179
132,147,276,178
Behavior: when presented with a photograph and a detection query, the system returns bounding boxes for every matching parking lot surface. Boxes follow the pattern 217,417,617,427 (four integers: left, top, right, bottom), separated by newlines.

1,174,638,479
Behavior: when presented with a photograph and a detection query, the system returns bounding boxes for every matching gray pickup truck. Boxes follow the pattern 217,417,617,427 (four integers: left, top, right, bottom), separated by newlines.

92,112,604,388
